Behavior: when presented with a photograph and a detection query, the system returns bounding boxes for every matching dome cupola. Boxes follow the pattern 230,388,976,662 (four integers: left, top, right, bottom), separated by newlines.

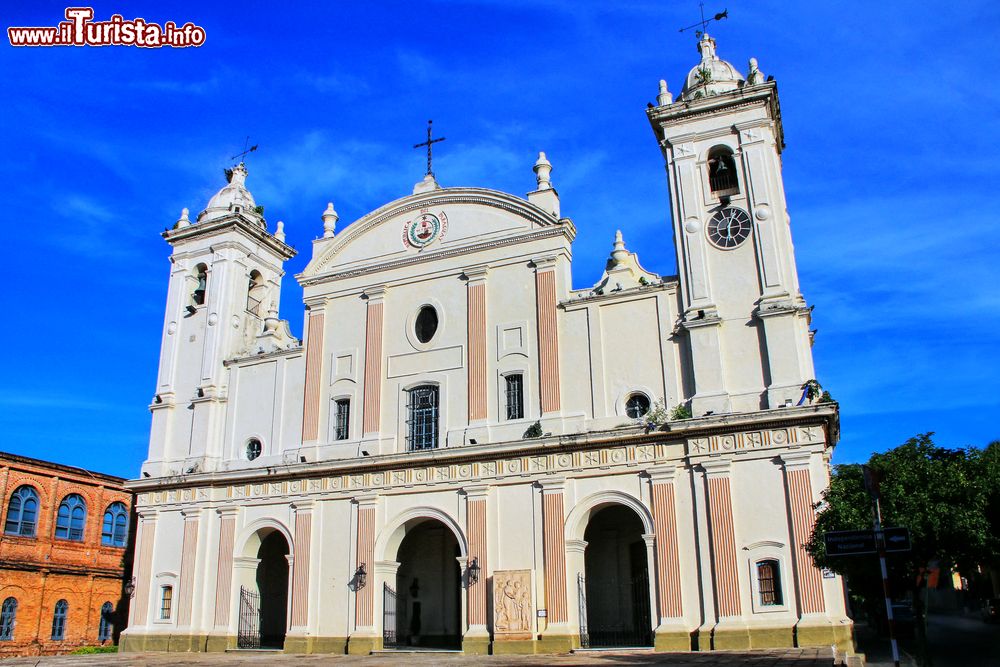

679,34,744,101
197,162,264,227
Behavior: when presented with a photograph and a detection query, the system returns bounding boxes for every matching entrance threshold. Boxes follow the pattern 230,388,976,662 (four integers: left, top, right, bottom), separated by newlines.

573,647,655,653
374,648,464,654
225,648,284,653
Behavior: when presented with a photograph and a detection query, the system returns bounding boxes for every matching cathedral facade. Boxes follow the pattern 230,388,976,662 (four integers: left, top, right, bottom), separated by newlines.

122,35,854,656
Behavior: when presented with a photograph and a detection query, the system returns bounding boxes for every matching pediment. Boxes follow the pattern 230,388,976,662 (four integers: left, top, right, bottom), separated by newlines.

299,187,560,281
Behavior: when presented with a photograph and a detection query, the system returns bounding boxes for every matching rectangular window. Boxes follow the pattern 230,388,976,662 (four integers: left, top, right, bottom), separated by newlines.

335,398,350,440
505,374,524,420
757,560,783,606
406,385,439,451
159,586,173,620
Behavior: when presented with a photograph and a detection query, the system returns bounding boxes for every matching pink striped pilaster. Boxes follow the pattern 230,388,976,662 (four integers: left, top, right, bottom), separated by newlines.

176,512,200,626
534,259,561,414
213,509,238,628
290,503,313,627
703,459,742,618
301,309,326,442
362,288,386,435
781,452,826,615
465,486,489,627
354,497,377,628
466,267,489,423
131,512,157,626
650,467,684,620
539,479,568,623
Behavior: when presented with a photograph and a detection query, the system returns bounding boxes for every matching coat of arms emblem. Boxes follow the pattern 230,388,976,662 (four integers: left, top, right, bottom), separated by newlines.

403,211,448,249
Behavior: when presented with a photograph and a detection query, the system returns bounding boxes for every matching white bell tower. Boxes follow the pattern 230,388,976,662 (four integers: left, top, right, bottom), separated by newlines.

143,163,297,477
648,34,815,415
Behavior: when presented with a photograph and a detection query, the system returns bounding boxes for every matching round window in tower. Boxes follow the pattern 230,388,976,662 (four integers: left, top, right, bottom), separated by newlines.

414,305,439,344
625,393,651,419
246,438,262,461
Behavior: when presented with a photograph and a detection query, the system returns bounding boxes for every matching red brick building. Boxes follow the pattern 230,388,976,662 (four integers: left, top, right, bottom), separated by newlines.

0,452,134,656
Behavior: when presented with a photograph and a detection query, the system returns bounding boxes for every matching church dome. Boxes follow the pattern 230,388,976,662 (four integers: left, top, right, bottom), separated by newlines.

679,34,744,101
197,163,263,226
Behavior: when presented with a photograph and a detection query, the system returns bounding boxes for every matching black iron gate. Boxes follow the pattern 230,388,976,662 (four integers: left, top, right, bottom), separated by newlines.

237,586,261,649
578,569,653,648
383,583,400,648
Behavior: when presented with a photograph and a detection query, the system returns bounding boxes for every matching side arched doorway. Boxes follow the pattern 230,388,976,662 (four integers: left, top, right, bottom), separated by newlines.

237,528,290,649
384,518,463,650
579,505,654,648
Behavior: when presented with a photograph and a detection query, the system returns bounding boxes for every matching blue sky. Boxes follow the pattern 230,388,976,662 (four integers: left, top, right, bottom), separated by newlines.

1,1,997,478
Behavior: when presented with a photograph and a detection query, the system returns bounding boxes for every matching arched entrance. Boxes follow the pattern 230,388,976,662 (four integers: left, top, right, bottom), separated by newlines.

385,518,463,650
237,528,290,649
579,505,654,648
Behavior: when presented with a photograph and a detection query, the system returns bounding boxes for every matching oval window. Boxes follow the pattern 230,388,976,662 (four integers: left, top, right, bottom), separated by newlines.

625,393,651,419
246,438,262,461
414,306,439,344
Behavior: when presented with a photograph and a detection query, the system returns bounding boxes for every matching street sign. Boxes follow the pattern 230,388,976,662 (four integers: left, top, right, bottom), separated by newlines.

882,526,911,553
825,529,877,556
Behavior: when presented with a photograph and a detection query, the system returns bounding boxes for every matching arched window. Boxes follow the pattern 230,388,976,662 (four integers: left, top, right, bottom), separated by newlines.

756,559,783,606
192,263,208,306
0,597,16,641
707,146,739,194
55,494,87,541
625,393,651,419
97,601,114,642
51,599,68,640
101,502,128,547
406,384,439,451
3,486,39,537
246,270,266,316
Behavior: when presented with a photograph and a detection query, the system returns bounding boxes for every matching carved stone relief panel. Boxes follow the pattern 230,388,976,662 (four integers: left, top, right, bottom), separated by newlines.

492,569,533,639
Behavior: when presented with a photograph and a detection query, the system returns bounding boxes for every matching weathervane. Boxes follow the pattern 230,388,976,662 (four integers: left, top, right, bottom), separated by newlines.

678,2,728,38
230,136,259,164
413,120,446,176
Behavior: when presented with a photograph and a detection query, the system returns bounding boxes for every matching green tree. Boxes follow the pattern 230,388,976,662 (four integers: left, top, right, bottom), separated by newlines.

806,434,994,663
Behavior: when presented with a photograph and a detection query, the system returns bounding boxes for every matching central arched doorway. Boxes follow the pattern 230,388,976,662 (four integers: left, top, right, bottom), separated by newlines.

579,505,654,648
237,528,290,650
386,519,462,650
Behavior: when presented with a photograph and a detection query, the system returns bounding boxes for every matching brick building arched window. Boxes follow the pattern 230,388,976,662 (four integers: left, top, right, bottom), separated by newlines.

3,486,39,537
101,502,129,547
97,601,113,642
51,599,68,641
55,494,87,541
0,597,16,641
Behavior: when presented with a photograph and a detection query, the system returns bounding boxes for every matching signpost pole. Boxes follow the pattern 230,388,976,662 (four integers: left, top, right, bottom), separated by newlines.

864,465,900,667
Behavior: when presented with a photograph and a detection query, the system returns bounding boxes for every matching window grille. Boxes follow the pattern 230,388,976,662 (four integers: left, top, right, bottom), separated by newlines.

406,385,439,451
3,486,39,537
505,374,524,420
335,399,351,440
160,586,173,620
98,602,113,641
757,559,783,606
101,502,129,547
51,600,68,640
0,597,16,641
625,393,651,419
55,494,87,541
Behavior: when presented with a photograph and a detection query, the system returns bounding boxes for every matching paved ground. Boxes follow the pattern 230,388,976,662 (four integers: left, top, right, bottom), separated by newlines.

857,609,1000,667
0,648,836,666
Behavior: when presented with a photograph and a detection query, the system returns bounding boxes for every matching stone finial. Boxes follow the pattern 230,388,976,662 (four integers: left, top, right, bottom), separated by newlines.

275,220,286,243
322,202,338,238
228,162,248,186
657,79,673,106
412,173,440,194
611,230,629,264
176,207,190,228
698,33,717,61
746,57,764,86
533,152,553,190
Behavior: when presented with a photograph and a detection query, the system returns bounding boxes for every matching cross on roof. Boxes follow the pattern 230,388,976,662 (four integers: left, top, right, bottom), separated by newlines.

413,120,446,176
678,2,728,38
230,136,258,164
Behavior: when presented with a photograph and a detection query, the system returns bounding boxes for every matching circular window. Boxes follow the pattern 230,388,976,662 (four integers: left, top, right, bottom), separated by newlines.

414,305,439,344
625,393,651,419
246,439,262,461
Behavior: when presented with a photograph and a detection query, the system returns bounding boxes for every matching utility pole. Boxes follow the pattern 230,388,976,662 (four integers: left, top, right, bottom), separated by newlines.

863,465,900,667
